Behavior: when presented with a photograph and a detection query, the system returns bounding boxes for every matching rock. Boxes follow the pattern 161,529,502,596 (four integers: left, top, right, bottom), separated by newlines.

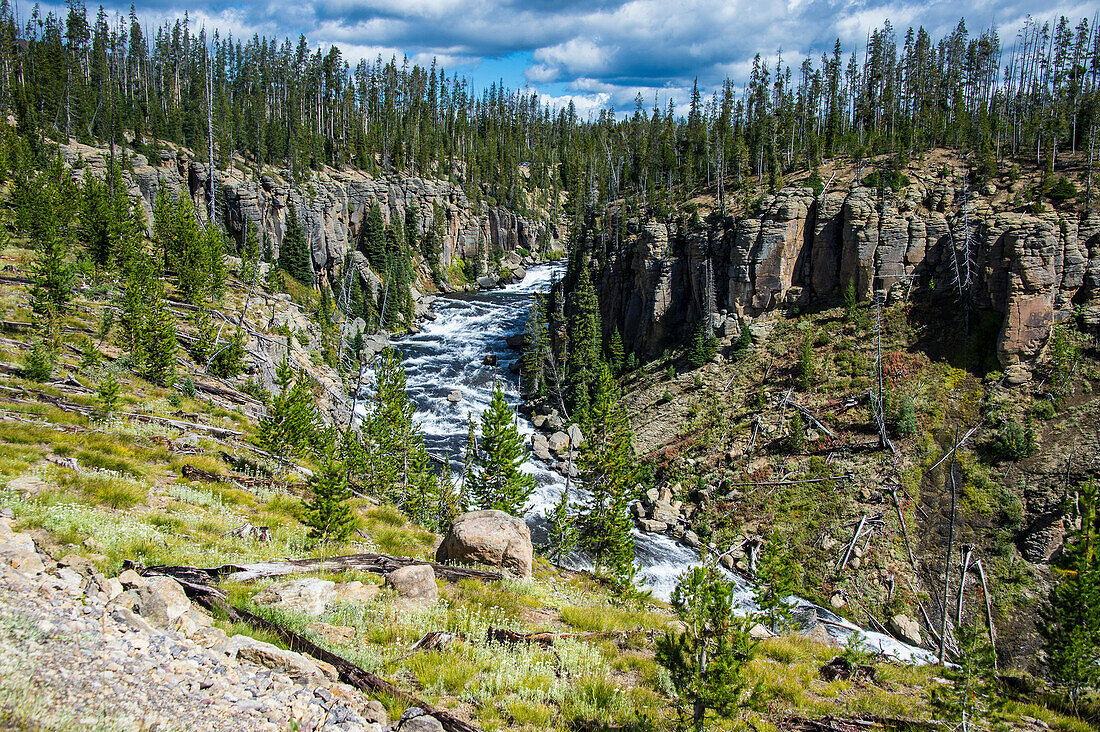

251,578,336,617
477,275,498,289
804,623,835,646
749,623,774,639
333,580,380,605
719,554,735,570
483,354,498,366
117,569,146,587
682,530,701,548
219,634,337,681
436,509,533,577
630,501,646,520
530,433,553,462
650,501,680,524
399,708,445,732
566,423,585,448
111,576,190,627
638,519,667,533
830,593,846,609
5,474,49,496
888,613,923,647
511,266,526,280
305,622,357,645
447,390,462,403
384,565,438,606
505,333,525,349
547,431,569,453
1004,364,1032,386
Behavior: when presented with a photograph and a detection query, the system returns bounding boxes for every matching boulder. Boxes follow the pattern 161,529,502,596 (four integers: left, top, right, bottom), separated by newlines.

447,390,462,403
888,613,923,647
0,531,45,577
477,275,498,289
638,519,667,533
385,565,438,606
333,580,380,605
218,634,337,681
547,431,570,453
505,333,525,349
398,708,445,732
530,433,553,462
483,354,498,366
566,423,585,448
305,622,357,645
436,510,533,577
251,577,336,617
111,576,191,628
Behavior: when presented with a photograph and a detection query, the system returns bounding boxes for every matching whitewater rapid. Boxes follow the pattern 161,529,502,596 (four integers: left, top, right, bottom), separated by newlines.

365,263,934,663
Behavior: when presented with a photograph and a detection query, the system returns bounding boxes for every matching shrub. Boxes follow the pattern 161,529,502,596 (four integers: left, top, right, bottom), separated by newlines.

23,339,55,382
991,419,1035,461
1048,177,1078,201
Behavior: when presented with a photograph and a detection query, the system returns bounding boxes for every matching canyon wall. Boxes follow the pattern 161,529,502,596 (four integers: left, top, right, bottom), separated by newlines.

58,142,561,288
597,176,1100,366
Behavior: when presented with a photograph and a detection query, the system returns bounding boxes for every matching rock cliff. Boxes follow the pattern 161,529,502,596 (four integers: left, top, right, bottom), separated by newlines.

596,175,1099,366
59,141,562,289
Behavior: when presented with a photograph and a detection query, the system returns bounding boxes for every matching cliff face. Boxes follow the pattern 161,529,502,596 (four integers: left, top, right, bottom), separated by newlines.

59,142,561,288
598,178,1100,366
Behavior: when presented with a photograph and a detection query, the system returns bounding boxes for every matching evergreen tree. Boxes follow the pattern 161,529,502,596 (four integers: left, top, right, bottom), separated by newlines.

260,356,316,458
361,202,386,272
930,622,1001,732
656,566,761,732
578,365,638,588
544,488,578,566
521,296,550,396
608,329,625,375
566,262,602,414
278,205,312,284
686,322,717,370
359,347,438,525
1038,477,1100,703
754,531,800,630
142,279,178,386
303,435,357,542
468,382,535,515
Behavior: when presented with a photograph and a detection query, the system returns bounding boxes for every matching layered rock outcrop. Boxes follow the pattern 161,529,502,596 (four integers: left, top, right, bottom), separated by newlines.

596,178,1100,366
58,141,561,288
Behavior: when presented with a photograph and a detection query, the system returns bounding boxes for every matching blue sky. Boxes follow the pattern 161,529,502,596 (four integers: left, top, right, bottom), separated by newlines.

27,0,1100,117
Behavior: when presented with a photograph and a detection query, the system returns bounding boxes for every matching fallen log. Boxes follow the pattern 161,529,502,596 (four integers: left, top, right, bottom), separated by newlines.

147,553,504,585
486,627,660,647
135,565,480,732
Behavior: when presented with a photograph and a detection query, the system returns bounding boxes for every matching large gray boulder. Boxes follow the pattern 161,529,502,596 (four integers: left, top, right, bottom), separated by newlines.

436,510,533,577
252,577,336,617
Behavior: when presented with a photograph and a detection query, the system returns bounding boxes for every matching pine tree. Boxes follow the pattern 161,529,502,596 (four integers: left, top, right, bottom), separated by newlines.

608,329,625,375
142,279,178,386
545,488,578,566
260,356,316,458
686,322,717,370
754,531,800,630
578,365,638,588
566,261,602,413
358,347,438,525
468,382,535,515
521,296,550,396
931,621,1001,732
361,202,386,272
1038,477,1100,703
656,566,761,732
303,435,356,542
278,204,312,284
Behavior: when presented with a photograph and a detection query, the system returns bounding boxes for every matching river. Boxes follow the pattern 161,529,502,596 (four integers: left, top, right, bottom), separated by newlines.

365,263,934,663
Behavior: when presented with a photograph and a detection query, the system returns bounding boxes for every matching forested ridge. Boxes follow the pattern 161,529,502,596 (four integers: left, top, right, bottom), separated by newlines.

1,3,1098,214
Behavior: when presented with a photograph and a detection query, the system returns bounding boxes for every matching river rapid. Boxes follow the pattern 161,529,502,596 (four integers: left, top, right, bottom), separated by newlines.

362,263,934,663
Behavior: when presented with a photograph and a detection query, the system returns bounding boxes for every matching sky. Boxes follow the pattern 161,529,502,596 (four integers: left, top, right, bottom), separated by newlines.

26,0,1100,117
